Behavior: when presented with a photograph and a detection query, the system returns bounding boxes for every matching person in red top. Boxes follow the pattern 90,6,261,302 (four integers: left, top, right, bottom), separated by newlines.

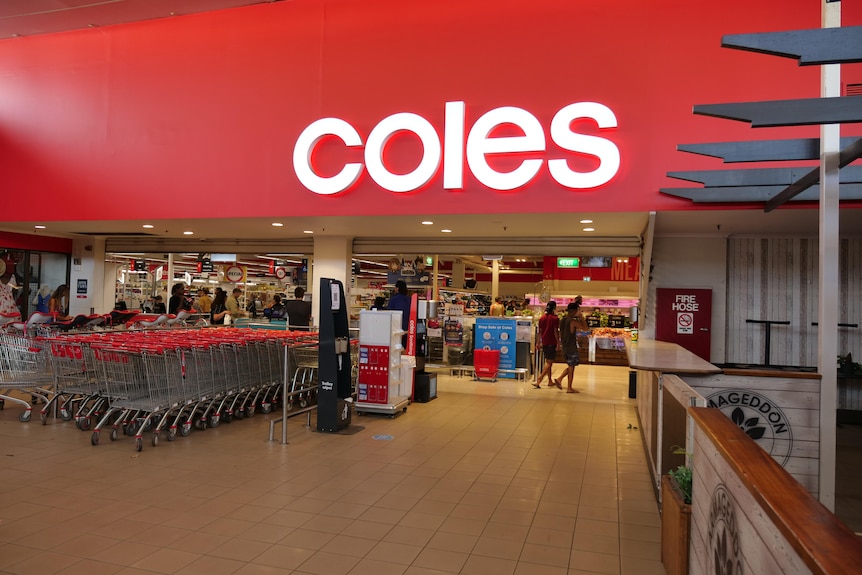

534,301,560,388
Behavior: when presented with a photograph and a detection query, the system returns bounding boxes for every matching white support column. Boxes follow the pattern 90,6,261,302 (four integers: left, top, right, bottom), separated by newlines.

818,0,840,511
432,255,439,301
68,237,106,316
453,259,466,290
311,236,353,329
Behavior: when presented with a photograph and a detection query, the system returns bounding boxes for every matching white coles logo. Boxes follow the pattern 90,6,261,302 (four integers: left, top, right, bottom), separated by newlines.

293,101,620,195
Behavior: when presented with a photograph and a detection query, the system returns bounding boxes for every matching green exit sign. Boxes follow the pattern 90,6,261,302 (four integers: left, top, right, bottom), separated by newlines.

557,257,580,268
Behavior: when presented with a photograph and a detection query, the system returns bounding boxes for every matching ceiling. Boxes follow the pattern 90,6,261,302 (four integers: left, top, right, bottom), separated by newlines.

0,0,265,40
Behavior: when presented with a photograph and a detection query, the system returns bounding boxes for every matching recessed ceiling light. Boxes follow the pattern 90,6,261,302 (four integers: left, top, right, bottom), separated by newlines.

271,222,284,227
34,225,46,229
583,227,595,232
580,219,593,224
142,224,154,229
183,231,194,235
441,229,452,233
421,221,433,225
303,230,314,234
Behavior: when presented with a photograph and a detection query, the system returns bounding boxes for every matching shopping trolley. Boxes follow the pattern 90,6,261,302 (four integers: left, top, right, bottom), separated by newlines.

42,338,105,427
0,333,55,421
288,343,318,410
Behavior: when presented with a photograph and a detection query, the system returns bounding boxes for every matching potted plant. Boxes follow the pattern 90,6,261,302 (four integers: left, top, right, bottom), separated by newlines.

661,463,692,575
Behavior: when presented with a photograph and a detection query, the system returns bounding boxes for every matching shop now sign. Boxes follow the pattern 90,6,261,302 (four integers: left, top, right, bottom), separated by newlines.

293,101,620,195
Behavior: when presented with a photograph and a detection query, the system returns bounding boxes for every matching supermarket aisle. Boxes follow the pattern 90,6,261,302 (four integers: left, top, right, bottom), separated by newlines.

0,365,665,575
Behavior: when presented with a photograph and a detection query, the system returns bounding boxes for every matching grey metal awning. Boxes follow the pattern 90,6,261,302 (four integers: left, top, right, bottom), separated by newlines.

721,26,862,65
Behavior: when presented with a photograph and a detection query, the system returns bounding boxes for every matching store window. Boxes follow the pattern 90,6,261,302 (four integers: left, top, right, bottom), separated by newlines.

0,249,70,318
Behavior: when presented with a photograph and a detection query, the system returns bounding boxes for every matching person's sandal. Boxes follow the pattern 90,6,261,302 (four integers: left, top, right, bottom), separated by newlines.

531,383,541,389
566,388,579,393
552,379,562,389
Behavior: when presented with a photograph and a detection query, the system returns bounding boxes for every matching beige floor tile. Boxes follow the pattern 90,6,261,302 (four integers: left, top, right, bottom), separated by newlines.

320,534,378,557
131,547,200,574
295,550,360,575
402,567,452,575
209,537,272,562
520,542,571,567
365,541,423,565
460,554,517,575
55,558,122,575
91,541,162,566
383,525,435,546
569,549,620,574
174,554,245,575
472,536,523,560
411,547,469,572
52,533,124,558
6,551,91,575
619,537,660,560
572,531,620,555
300,513,353,534
619,556,666,575
481,522,530,542
252,544,315,570
425,531,478,554
490,508,535,526
527,525,576,549
347,557,408,575
339,519,394,540
358,507,407,525
237,523,292,544
618,523,660,543
233,564,294,575
397,510,447,530
514,562,568,575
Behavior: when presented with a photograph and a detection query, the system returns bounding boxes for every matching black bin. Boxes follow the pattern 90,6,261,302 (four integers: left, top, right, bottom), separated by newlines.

414,372,437,403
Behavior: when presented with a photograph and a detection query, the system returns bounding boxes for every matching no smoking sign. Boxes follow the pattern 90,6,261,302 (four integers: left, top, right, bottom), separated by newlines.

677,312,694,334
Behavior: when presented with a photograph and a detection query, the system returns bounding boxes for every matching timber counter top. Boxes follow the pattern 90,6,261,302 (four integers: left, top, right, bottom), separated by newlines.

625,339,721,374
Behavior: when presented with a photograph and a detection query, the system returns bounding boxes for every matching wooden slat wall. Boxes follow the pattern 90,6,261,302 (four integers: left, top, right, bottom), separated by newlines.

726,237,862,367
682,372,820,496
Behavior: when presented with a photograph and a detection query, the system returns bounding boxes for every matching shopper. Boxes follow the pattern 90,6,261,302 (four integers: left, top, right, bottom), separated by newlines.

225,287,244,317
152,295,167,314
387,280,411,335
32,284,51,313
48,284,72,320
534,300,560,388
370,296,386,310
195,288,212,313
284,286,312,330
169,283,191,315
210,289,229,325
489,296,504,317
264,294,286,319
553,298,587,393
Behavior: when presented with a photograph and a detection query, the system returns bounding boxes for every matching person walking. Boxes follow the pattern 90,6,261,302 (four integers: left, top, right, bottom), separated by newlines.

489,296,504,317
553,298,587,393
533,301,560,388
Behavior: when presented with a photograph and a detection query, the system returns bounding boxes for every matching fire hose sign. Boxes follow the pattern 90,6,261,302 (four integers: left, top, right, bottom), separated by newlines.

677,312,694,334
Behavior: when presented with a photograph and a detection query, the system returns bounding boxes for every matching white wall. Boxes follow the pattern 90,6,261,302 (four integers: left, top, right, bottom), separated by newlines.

68,237,106,316
645,235,728,364
310,236,353,328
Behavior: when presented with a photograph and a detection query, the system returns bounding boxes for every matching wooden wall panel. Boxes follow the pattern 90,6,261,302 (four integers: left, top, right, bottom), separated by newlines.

682,373,820,497
726,237,862,368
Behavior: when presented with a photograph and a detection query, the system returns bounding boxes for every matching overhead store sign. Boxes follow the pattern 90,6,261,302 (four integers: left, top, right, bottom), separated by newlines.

293,101,620,195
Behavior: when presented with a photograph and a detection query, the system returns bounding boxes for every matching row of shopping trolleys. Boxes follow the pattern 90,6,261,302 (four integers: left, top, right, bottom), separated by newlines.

0,328,330,452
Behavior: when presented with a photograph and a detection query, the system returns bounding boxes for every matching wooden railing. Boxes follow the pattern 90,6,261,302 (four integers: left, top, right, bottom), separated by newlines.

689,407,862,575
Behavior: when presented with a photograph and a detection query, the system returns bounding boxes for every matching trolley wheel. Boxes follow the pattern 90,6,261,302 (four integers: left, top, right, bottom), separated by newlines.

260,403,272,414
167,429,176,442
78,417,91,431
180,422,192,436
110,428,118,441
0,398,4,410
234,410,244,421
246,406,255,418
135,437,143,452
222,412,232,424
151,434,159,447
209,414,220,428
40,411,48,425
18,410,31,423
91,431,100,446
286,401,294,412
299,399,308,409
389,414,395,419
60,408,72,421
195,419,206,431
141,419,153,432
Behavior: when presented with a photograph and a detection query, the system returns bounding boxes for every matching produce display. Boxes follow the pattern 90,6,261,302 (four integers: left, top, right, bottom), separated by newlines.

589,327,631,339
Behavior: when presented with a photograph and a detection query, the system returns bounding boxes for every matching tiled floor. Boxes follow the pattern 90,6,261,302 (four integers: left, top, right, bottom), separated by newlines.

0,364,666,575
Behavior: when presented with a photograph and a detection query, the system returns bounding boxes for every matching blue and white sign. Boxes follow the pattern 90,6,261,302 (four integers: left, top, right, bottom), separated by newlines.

475,317,517,378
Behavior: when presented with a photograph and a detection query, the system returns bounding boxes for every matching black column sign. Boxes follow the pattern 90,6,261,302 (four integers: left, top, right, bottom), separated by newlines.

316,277,353,432
77,279,88,295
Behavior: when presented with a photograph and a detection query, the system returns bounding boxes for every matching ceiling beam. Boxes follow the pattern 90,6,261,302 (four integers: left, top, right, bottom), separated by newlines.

668,165,862,187
677,137,859,162
694,96,862,127
660,183,862,203
721,26,862,65
765,136,862,211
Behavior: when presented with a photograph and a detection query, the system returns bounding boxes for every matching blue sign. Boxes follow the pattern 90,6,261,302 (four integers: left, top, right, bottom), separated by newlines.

474,318,517,378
